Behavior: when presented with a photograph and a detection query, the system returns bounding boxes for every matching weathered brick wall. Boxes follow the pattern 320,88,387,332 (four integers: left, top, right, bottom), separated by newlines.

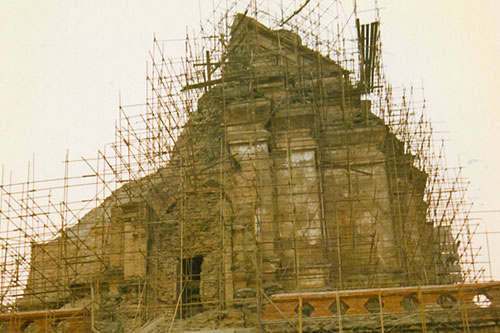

18,14,462,331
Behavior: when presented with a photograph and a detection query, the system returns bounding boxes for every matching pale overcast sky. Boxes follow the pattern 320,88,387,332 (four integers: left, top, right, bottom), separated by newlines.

1,0,499,278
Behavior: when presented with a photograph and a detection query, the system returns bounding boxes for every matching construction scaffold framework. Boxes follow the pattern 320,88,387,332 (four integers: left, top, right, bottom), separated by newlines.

0,1,498,332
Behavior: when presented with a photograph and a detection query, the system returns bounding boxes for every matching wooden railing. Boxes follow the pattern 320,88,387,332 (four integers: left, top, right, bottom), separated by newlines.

263,282,500,320
0,308,89,333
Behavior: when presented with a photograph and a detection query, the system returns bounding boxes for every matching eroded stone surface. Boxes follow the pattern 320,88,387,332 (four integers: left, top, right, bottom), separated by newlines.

16,14,467,332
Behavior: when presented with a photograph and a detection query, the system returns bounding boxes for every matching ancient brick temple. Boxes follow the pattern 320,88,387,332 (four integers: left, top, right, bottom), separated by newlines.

1,9,498,333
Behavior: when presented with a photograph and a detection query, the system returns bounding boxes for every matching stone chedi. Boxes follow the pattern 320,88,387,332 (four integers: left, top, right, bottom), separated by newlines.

8,13,499,333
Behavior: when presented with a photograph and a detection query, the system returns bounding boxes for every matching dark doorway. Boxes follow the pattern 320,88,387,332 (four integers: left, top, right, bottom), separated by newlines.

179,255,203,317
